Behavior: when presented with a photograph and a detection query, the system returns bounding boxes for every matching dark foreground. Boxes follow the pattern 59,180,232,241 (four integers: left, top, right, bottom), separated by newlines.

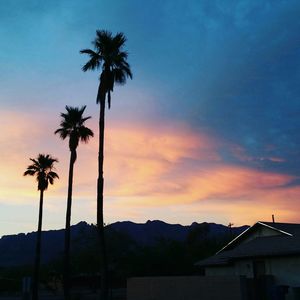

0,289,126,300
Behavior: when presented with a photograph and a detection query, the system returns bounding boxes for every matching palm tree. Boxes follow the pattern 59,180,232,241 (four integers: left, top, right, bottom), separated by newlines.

80,30,132,299
55,105,93,300
24,154,59,300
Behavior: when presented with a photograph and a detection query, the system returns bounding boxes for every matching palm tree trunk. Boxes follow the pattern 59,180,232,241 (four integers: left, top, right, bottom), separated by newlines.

32,189,44,300
63,150,76,300
98,95,109,300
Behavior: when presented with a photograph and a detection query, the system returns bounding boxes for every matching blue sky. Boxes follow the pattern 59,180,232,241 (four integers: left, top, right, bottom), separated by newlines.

0,0,300,236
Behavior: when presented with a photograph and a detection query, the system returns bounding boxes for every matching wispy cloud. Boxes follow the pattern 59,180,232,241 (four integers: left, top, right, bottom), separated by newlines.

1,0,300,235
1,107,300,233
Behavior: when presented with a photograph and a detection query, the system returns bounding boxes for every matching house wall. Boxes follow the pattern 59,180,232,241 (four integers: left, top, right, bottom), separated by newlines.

206,256,300,287
265,256,300,286
127,276,246,300
206,260,253,278
236,259,254,277
206,265,236,276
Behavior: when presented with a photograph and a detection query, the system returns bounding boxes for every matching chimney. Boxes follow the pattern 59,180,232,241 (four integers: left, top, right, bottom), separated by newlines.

272,214,275,223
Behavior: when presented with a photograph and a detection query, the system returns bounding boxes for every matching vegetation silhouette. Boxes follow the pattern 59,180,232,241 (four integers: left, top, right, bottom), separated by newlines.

23,154,59,300
80,29,132,300
55,105,93,300
0,221,239,294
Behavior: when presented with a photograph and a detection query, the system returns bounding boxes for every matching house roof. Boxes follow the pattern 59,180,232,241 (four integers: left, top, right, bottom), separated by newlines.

260,222,300,235
196,221,300,267
217,221,295,253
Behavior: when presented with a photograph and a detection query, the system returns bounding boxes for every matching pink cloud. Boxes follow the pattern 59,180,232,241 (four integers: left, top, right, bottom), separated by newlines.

1,109,300,230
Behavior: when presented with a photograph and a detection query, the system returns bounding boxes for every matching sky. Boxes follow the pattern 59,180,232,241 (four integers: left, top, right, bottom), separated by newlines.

0,0,300,236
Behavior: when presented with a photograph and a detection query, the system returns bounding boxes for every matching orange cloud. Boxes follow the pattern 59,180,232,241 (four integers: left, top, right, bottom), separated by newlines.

1,109,300,234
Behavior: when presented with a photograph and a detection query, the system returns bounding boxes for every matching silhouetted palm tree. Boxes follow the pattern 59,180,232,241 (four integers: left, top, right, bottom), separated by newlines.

55,105,93,300
80,30,132,299
24,154,59,300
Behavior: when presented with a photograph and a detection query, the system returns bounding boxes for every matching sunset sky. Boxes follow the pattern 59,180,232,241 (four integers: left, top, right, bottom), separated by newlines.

1,0,300,236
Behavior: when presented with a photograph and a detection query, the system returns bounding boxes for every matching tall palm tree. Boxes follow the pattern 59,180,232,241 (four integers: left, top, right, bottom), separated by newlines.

55,105,93,300
24,154,59,300
80,30,132,299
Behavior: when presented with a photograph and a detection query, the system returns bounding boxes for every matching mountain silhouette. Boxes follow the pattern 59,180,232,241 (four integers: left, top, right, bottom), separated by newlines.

0,220,248,267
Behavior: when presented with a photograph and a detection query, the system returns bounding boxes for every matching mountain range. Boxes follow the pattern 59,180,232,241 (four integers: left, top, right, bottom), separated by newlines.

0,220,248,267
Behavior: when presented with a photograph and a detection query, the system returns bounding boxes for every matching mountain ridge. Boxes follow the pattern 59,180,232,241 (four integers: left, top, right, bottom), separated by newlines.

0,220,249,267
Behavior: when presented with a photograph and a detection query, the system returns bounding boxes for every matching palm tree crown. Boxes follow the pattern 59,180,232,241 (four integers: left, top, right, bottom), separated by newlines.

55,105,94,158
80,30,132,108
24,154,59,191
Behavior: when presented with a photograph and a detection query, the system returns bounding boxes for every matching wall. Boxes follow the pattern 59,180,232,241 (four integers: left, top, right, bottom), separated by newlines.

206,265,236,276
206,255,300,291
265,256,300,287
206,260,253,278
127,276,246,300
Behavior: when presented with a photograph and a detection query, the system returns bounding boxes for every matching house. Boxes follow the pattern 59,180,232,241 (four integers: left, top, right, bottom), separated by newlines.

196,221,300,299
127,221,300,300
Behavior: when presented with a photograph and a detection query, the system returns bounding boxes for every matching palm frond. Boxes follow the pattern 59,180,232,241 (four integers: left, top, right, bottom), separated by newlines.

94,30,113,51
48,171,59,179
113,32,127,49
48,177,54,185
80,49,98,56
26,165,39,172
48,171,59,185
80,116,91,124
79,126,94,142
54,128,69,140
30,158,39,166
23,169,36,176
80,49,102,71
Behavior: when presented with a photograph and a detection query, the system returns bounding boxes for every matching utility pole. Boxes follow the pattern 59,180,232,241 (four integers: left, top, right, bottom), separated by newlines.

272,214,275,223
228,222,234,239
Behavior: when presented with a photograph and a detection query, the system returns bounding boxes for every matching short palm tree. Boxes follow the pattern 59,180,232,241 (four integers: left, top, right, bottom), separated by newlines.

55,105,93,300
24,154,59,300
80,30,132,300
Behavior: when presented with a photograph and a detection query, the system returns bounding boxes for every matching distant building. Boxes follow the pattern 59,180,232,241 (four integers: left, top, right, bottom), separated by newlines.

196,221,300,299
